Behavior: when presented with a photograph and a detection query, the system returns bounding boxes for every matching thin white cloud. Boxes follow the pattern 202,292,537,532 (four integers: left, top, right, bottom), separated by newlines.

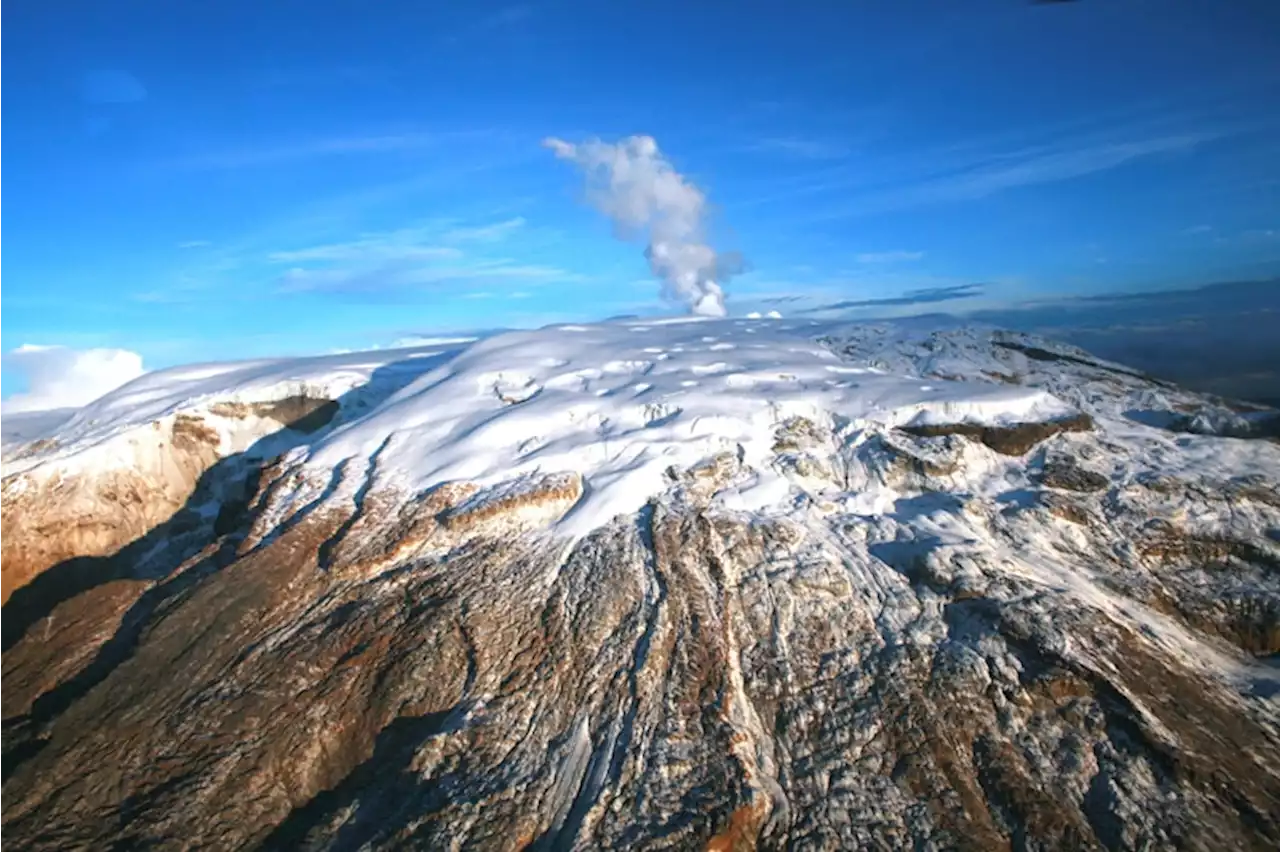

856,250,925,264
269,241,462,264
178,239,212,249
747,137,850,160
2,345,146,413
277,260,576,296
164,130,497,171
442,217,527,243
1216,227,1280,246
842,132,1215,216
738,107,1240,220
268,217,525,264
130,157,539,306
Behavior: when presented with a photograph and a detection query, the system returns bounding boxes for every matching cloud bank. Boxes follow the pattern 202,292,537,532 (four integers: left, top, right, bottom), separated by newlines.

2,345,146,413
545,135,737,317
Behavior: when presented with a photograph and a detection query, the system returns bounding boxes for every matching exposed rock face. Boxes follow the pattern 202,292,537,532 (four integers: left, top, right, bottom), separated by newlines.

0,396,343,606
1038,451,1110,493
899,412,1094,456
0,415,222,605
4,322,1280,850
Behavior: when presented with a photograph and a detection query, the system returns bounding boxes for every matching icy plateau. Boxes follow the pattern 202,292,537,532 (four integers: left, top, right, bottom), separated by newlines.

3,316,1280,850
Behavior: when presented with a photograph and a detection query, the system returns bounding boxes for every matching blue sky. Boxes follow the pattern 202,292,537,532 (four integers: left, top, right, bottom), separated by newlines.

4,0,1280,394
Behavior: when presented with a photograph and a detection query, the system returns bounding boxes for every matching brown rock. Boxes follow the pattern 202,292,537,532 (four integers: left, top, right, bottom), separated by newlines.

899,413,1094,456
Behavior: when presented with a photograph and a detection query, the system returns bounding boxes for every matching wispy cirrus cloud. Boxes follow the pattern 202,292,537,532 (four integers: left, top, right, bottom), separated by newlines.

266,216,526,264
278,259,577,298
916,133,1210,200
811,130,1218,220
745,136,850,160
856,250,924,264
161,129,501,171
1213,227,1280,247
130,157,542,306
442,216,527,243
267,232,463,264
269,215,574,299
736,100,1246,220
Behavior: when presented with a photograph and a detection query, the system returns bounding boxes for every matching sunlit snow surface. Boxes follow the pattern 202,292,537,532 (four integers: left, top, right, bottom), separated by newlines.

298,317,1067,535
0,344,469,474
7,315,1275,543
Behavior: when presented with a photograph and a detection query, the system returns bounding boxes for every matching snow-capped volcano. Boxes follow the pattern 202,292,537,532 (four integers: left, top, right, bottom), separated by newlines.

4,318,1280,849
1,316,1077,577
237,316,1078,540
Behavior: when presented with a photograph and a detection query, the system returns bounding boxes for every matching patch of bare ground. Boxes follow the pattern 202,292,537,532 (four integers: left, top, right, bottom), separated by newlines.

1039,491,1094,525
1227,480,1280,510
1126,527,1280,656
992,339,1165,385
1,579,151,720
1137,528,1279,568
171,413,221,451
0,426,222,605
208,395,340,433
9,436,59,460
899,413,1094,456
880,433,963,477
1039,457,1109,492
441,472,582,532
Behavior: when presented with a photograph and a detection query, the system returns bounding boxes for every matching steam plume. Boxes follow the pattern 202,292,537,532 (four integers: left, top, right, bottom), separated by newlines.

544,135,735,317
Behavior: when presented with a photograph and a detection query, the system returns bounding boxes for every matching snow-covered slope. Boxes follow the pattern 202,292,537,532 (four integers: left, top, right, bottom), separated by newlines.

4,317,1280,850
4,318,1060,482
8,315,1269,549
0,341,474,602
291,317,1075,538
1,317,1074,590
2,342,471,472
